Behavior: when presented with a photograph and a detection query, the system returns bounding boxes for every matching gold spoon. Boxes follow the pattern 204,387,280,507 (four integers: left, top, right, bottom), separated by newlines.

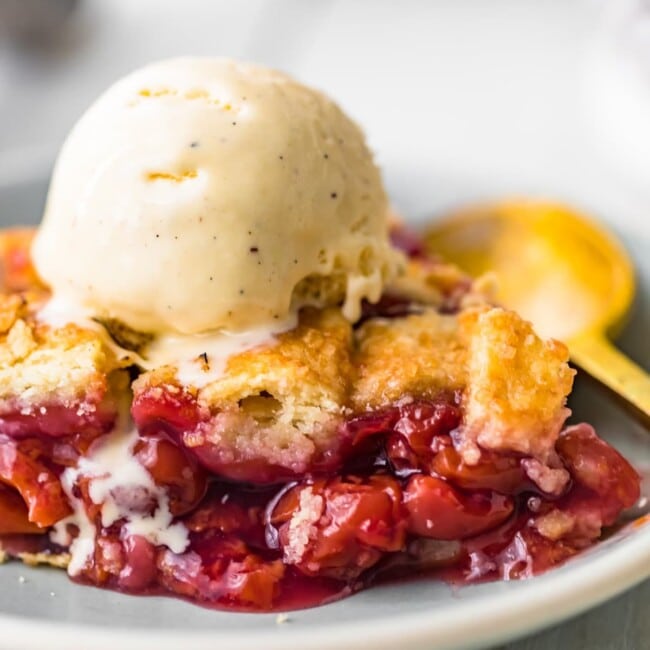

424,199,650,425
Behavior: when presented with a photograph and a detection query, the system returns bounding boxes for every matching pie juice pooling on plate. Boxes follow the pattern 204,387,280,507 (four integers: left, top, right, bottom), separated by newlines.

0,57,640,611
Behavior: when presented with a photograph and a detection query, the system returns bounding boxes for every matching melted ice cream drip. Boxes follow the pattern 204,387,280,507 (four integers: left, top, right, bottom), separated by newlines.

145,312,297,388
51,408,188,576
37,295,144,366
38,294,296,388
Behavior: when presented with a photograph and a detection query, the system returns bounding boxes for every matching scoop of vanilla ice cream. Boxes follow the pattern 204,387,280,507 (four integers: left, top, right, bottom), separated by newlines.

32,57,400,335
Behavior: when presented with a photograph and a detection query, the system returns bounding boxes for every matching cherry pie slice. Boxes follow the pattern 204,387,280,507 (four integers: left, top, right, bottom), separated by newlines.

0,227,640,611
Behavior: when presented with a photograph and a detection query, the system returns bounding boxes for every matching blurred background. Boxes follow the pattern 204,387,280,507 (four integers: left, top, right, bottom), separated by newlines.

0,0,648,224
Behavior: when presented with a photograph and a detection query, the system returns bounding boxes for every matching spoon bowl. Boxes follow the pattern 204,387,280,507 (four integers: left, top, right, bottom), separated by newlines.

424,199,650,424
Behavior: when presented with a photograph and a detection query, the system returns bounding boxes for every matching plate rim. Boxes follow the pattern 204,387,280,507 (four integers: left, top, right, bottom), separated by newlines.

0,520,648,650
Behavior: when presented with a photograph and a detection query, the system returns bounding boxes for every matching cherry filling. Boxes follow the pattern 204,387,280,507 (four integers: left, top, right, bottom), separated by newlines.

0,401,117,440
390,225,429,259
133,435,208,516
358,294,425,325
272,475,407,581
0,434,72,528
0,396,641,612
0,484,43,534
132,386,352,484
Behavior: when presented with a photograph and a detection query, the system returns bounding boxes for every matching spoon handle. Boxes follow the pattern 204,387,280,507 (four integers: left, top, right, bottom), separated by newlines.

570,334,650,427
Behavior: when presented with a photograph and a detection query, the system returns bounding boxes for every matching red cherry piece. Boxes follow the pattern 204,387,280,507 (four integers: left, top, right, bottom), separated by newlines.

132,386,202,434
0,402,115,439
0,484,44,534
431,446,528,495
160,538,285,610
177,447,306,484
134,435,207,516
405,475,514,540
346,399,461,474
0,435,71,526
392,401,460,463
274,476,406,580
556,424,640,522
118,535,157,590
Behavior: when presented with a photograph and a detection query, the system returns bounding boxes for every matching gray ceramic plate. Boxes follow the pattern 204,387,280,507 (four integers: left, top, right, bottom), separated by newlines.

0,167,648,650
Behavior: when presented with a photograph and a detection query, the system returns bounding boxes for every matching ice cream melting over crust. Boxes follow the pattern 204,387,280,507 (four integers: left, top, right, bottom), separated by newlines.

38,294,296,388
51,406,188,576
